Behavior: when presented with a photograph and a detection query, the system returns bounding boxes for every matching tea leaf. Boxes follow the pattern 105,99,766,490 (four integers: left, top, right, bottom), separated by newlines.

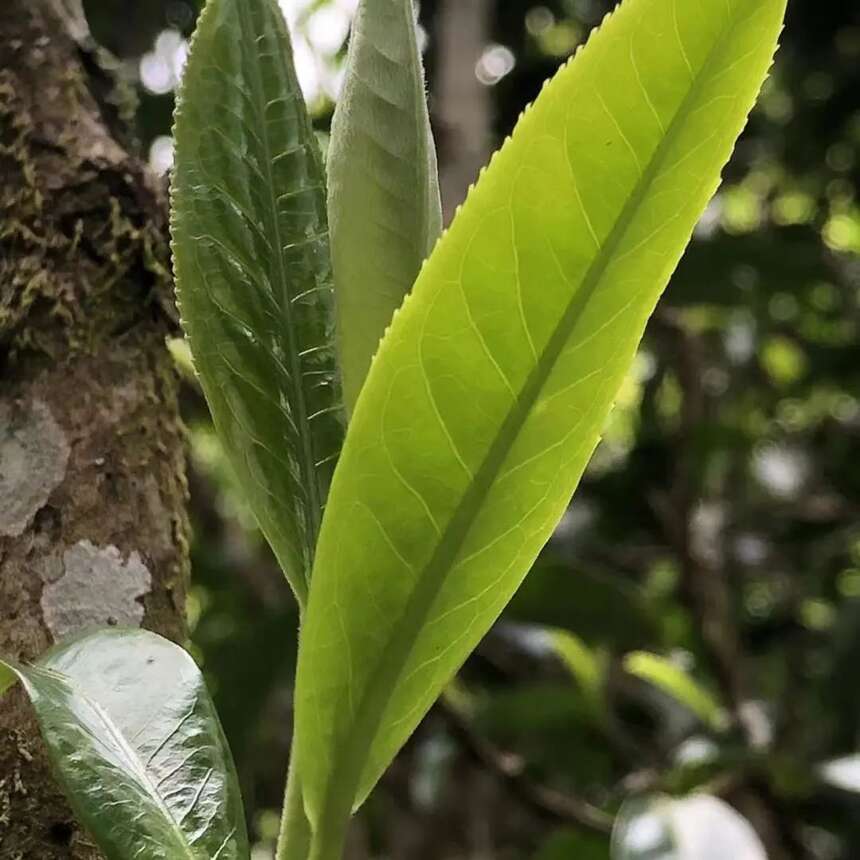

328,0,442,414
1,630,248,859
172,0,343,604
295,0,786,840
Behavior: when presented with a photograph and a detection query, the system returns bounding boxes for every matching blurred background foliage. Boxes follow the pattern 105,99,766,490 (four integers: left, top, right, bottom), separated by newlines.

82,0,859,856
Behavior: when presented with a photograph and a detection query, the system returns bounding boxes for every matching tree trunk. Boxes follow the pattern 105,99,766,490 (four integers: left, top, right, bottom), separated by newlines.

432,0,492,223
0,1,189,856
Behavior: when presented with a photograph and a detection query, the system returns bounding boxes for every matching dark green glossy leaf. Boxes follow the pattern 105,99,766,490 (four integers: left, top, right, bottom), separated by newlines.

328,0,442,414
0,629,248,860
171,0,343,604
295,0,786,842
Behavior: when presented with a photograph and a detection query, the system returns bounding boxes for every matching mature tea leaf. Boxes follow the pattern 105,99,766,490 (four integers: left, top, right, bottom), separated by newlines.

0,629,248,859
171,0,343,604
295,0,786,840
328,0,442,414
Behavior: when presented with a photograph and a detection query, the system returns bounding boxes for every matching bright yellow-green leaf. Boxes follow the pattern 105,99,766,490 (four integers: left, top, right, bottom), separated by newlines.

624,651,726,730
294,0,785,847
171,0,343,605
552,629,606,714
328,0,442,415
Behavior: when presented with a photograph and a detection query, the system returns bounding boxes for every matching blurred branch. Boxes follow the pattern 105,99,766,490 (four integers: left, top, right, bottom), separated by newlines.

650,310,805,860
650,310,748,715
439,700,613,835
433,0,492,222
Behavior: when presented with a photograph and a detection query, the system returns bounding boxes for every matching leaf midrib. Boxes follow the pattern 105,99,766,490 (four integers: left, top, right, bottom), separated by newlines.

316,0,748,828
237,0,324,583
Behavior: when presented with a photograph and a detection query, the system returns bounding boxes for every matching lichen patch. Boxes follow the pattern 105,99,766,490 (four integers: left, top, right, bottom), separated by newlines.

40,541,152,638
0,400,69,537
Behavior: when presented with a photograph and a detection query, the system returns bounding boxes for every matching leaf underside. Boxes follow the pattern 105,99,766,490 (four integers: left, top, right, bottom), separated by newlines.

0,630,248,860
295,0,786,832
171,0,343,604
327,0,442,415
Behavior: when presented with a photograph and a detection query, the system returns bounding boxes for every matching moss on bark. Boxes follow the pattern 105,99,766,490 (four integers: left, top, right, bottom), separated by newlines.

0,2,189,856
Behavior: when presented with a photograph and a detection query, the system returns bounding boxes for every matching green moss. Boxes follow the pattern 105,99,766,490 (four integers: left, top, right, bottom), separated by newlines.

0,68,172,361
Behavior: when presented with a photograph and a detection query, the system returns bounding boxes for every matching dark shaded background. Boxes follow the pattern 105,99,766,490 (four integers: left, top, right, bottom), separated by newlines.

81,0,859,856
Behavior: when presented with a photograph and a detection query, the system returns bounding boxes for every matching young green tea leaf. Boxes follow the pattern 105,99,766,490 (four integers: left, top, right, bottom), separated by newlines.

328,0,442,414
624,651,726,730
171,0,343,605
552,630,606,715
0,629,248,859
294,0,786,842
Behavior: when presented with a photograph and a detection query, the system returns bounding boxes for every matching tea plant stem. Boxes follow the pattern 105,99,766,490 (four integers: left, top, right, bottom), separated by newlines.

308,816,349,860
276,752,312,860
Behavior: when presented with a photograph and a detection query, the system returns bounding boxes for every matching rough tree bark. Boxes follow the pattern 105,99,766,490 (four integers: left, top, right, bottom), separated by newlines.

0,1,189,856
